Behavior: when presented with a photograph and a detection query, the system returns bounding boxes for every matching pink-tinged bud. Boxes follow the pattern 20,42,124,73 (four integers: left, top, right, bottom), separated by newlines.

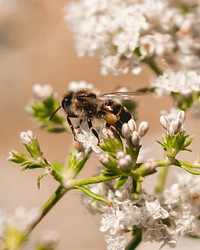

138,121,149,137
131,131,140,145
127,119,137,132
160,115,170,130
122,123,131,138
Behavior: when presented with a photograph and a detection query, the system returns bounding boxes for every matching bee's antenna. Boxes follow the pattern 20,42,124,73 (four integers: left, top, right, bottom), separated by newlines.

49,106,61,120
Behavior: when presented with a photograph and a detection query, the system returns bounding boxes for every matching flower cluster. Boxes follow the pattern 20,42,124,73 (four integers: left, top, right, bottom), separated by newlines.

160,110,185,135
152,69,200,97
82,171,200,250
65,0,200,75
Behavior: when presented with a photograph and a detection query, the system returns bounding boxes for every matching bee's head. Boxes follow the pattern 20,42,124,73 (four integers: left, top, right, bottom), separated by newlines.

61,92,73,112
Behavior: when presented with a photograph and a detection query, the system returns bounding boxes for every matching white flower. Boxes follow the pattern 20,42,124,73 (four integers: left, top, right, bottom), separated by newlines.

105,235,126,250
144,200,169,220
39,229,60,248
8,206,40,232
142,223,177,248
100,207,124,235
0,206,40,236
66,0,200,75
20,130,36,144
75,128,101,154
32,84,53,99
152,69,200,96
121,201,142,227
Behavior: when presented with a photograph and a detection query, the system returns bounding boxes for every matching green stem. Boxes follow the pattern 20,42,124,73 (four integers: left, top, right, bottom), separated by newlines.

25,185,67,236
155,166,169,193
144,59,163,76
125,229,142,250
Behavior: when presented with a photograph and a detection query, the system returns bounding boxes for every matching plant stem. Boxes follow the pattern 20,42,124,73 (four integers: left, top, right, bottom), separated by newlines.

25,185,67,236
145,59,163,76
155,166,169,193
125,229,142,250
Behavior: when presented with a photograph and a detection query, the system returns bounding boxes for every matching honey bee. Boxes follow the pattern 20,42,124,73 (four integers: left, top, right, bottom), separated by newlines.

59,89,144,144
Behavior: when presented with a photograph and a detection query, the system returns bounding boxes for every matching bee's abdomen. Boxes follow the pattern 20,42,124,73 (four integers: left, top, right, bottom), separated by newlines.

100,100,132,132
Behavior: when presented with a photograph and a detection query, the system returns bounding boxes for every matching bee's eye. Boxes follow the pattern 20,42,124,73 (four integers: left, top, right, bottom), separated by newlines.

61,95,72,109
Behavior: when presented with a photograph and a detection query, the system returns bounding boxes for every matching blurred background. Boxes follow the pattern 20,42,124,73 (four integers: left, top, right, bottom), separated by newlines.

0,0,200,249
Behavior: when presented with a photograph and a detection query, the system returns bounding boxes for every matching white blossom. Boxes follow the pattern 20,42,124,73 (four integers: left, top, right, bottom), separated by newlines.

20,130,36,145
105,235,126,250
75,127,101,154
144,200,169,220
32,84,53,100
68,80,97,93
38,229,60,248
0,206,40,237
65,0,200,75
152,69,200,97
100,207,124,235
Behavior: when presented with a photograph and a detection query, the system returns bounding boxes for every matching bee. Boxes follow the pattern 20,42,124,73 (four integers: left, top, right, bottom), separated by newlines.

57,89,145,144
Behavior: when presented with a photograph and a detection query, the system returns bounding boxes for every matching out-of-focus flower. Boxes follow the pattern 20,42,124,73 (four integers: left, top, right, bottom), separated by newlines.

32,84,53,100
152,69,200,97
65,0,200,75
20,130,36,145
105,235,126,250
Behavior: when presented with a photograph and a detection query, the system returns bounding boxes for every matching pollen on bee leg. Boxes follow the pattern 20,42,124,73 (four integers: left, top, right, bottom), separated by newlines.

105,113,118,124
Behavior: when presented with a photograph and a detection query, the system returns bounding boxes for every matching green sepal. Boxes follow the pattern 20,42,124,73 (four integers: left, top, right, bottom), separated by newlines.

126,145,141,165
24,139,43,158
158,131,193,158
8,151,28,164
67,146,89,174
75,185,109,203
115,176,128,188
100,131,123,155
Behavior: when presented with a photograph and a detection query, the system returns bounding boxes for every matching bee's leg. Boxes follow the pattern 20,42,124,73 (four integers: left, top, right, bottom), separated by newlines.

87,118,100,145
67,115,77,140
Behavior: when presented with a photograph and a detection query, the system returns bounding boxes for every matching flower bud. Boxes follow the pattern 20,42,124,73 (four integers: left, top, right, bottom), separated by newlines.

172,118,182,134
160,115,170,130
177,110,185,125
116,151,125,160
138,121,149,137
127,119,137,132
131,131,140,145
122,123,131,138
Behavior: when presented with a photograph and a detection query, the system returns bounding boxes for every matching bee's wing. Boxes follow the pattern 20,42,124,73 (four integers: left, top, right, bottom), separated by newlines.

98,91,148,100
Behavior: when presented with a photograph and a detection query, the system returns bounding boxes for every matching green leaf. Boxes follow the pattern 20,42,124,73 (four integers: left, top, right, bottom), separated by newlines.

37,172,49,189
115,176,128,188
75,185,109,203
